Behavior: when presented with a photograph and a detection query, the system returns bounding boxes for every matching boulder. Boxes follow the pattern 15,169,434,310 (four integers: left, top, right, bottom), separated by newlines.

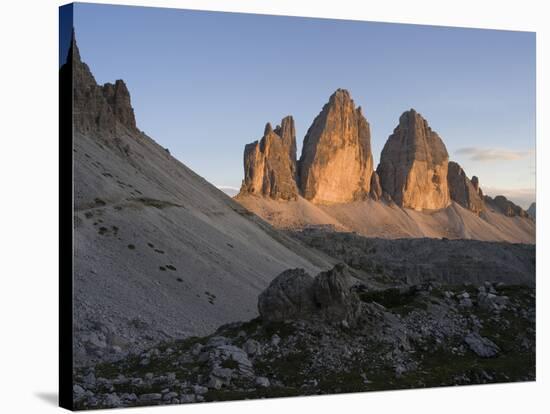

298,89,374,204
258,264,360,324
257,268,315,321
377,109,450,210
312,263,361,323
464,332,500,358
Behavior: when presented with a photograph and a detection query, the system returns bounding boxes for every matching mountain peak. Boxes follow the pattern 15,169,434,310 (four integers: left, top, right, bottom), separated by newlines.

65,30,138,136
299,89,374,204
378,110,450,210
239,116,298,200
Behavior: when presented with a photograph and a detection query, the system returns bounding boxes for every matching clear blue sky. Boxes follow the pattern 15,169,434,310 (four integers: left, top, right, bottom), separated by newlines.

66,3,536,207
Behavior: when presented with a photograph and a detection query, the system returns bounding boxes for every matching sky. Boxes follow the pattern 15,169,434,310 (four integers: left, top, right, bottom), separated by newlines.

65,3,536,208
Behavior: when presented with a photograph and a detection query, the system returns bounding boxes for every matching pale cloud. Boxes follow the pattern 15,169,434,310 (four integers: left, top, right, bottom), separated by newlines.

455,147,533,161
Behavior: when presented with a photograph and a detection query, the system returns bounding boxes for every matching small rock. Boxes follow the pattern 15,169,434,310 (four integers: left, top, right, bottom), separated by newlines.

243,339,261,356
207,336,230,347
193,385,208,395
179,394,196,403
207,376,224,390
190,343,203,356
162,391,178,401
271,334,281,346
82,372,96,387
464,332,500,358
211,367,233,382
103,393,121,407
255,376,270,387
139,393,162,402
73,384,86,400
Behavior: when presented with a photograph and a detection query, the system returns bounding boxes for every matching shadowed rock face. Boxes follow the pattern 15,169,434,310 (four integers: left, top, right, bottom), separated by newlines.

240,117,299,200
527,202,536,220
369,171,383,201
484,195,529,218
377,109,450,210
68,31,137,137
298,89,374,204
258,264,360,324
448,161,485,214
102,80,137,132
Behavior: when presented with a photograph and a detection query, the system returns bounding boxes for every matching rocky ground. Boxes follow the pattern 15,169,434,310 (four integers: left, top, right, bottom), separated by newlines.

72,264,535,409
289,229,536,286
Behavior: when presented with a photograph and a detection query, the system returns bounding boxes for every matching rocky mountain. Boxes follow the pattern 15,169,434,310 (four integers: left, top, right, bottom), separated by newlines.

66,32,535,410
483,195,529,218
447,161,485,214
377,109,450,210
527,202,536,220
298,89,374,204
66,33,333,366
239,117,298,200
70,32,137,138
236,94,533,243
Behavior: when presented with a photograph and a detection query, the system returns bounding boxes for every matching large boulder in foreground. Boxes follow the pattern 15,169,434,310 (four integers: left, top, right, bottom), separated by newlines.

298,89,374,204
377,109,450,211
312,263,361,322
257,268,315,322
258,264,360,324
239,117,299,200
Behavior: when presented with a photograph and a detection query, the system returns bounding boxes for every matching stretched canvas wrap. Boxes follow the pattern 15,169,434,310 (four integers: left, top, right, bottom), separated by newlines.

59,2,536,410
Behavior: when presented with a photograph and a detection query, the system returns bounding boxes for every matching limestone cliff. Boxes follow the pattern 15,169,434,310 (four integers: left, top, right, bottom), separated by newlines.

298,89,374,204
239,117,299,200
377,109,450,210
68,30,137,137
447,161,485,214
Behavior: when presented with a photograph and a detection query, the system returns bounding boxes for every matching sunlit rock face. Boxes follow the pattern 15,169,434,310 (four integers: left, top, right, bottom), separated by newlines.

377,109,450,211
447,161,485,214
240,116,299,200
298,89,374,204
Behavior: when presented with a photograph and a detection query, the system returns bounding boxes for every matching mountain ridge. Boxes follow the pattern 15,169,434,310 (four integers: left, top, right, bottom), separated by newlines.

66,33,334,365
236,89,533,242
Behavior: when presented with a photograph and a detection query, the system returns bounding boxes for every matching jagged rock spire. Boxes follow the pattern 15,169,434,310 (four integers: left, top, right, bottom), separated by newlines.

239,116,299,200
64,29,137,136
298,89,374,204
377,109,450,210
447,161,485,214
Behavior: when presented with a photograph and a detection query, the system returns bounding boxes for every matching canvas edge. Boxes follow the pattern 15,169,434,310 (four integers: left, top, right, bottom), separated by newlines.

59,2,75,411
